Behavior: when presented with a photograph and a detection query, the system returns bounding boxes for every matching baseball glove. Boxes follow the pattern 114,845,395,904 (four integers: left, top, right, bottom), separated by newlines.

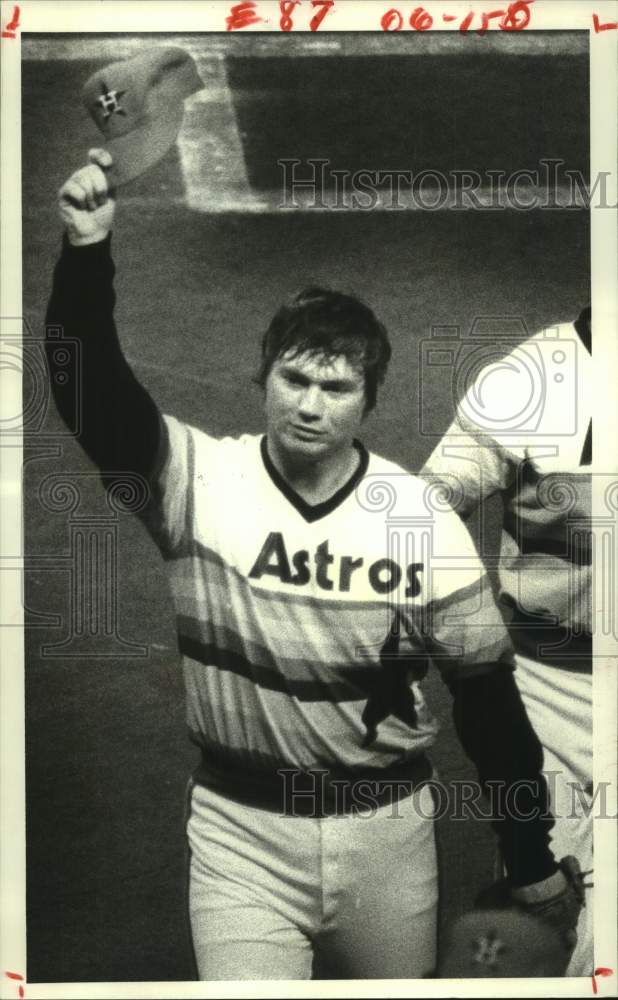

438,856,587,978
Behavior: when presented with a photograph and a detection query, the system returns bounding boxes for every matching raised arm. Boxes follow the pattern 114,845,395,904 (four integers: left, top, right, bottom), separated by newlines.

45,148,162,485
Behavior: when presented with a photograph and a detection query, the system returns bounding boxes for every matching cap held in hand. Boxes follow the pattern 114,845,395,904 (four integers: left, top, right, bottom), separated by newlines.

82,47,203,185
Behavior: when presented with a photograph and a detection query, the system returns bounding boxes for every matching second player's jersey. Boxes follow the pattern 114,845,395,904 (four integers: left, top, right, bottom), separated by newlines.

422,324,592,669
143,416,513,781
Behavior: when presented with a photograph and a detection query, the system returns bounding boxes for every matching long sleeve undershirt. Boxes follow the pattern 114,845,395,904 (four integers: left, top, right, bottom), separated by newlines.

45,234,557,887
45,234,161,483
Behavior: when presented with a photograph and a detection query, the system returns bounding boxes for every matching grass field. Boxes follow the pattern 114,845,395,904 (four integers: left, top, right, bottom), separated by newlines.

22,33,590,982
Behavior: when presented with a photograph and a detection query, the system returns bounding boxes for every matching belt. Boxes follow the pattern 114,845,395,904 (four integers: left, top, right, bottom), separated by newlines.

192,751,433,817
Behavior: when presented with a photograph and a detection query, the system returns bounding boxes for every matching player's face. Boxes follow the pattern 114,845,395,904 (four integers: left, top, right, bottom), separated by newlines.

265,350,367,462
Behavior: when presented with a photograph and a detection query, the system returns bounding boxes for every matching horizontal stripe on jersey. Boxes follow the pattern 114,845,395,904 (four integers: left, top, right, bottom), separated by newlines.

142,416,513,774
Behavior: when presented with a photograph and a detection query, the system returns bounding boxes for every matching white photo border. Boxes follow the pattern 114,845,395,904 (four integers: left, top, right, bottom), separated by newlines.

1,1,616,997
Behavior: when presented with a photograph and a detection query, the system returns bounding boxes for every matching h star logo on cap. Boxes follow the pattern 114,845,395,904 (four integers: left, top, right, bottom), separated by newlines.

83,47,204,184
472,931,505,967
96,82,127,120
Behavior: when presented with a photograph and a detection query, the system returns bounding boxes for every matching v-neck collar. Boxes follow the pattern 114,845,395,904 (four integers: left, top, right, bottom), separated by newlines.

260,436,369,523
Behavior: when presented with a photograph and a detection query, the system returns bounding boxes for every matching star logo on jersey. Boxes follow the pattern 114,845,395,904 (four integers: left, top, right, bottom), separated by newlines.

96,82,127,120
360,609,429,748
472,930,505,967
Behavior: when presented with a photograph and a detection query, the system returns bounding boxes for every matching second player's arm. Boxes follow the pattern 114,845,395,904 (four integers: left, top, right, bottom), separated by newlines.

420,400,517,522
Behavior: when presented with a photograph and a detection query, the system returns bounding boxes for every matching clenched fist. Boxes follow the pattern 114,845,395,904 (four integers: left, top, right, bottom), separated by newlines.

58,148,115,246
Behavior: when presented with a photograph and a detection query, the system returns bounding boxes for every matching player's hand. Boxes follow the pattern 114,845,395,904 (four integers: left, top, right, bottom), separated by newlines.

58,149,115,246
509,855,586,951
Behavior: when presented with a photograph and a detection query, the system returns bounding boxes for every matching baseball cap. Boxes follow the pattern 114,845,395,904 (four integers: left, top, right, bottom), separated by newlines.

439,909,568,978
82,47,203,185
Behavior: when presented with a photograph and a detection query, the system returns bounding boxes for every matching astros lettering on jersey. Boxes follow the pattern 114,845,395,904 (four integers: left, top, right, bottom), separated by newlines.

143,415,513,790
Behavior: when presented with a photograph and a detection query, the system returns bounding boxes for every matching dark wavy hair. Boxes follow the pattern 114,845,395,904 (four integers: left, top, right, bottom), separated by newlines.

255,287,392,413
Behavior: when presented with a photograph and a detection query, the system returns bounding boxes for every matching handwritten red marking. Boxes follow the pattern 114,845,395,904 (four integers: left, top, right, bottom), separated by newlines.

500,0,533,30
379,1,532,34
410,5,432,29
477,8,505,33
225,1,262,30
1,4,20,37
4,973,25,998
381,7,403,30
280,0,299,30
593,13,618,32
592,968,614,994
309,0,334,31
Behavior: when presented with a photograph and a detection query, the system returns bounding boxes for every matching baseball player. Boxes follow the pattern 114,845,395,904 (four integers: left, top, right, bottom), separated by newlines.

422,310,594,975
45,149,585,980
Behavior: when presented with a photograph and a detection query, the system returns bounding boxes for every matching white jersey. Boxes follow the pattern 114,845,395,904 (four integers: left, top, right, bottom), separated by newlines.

143,416,513,786
422,323,592,668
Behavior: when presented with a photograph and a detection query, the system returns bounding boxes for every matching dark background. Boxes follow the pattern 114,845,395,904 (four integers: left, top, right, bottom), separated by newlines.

22,32,589,982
